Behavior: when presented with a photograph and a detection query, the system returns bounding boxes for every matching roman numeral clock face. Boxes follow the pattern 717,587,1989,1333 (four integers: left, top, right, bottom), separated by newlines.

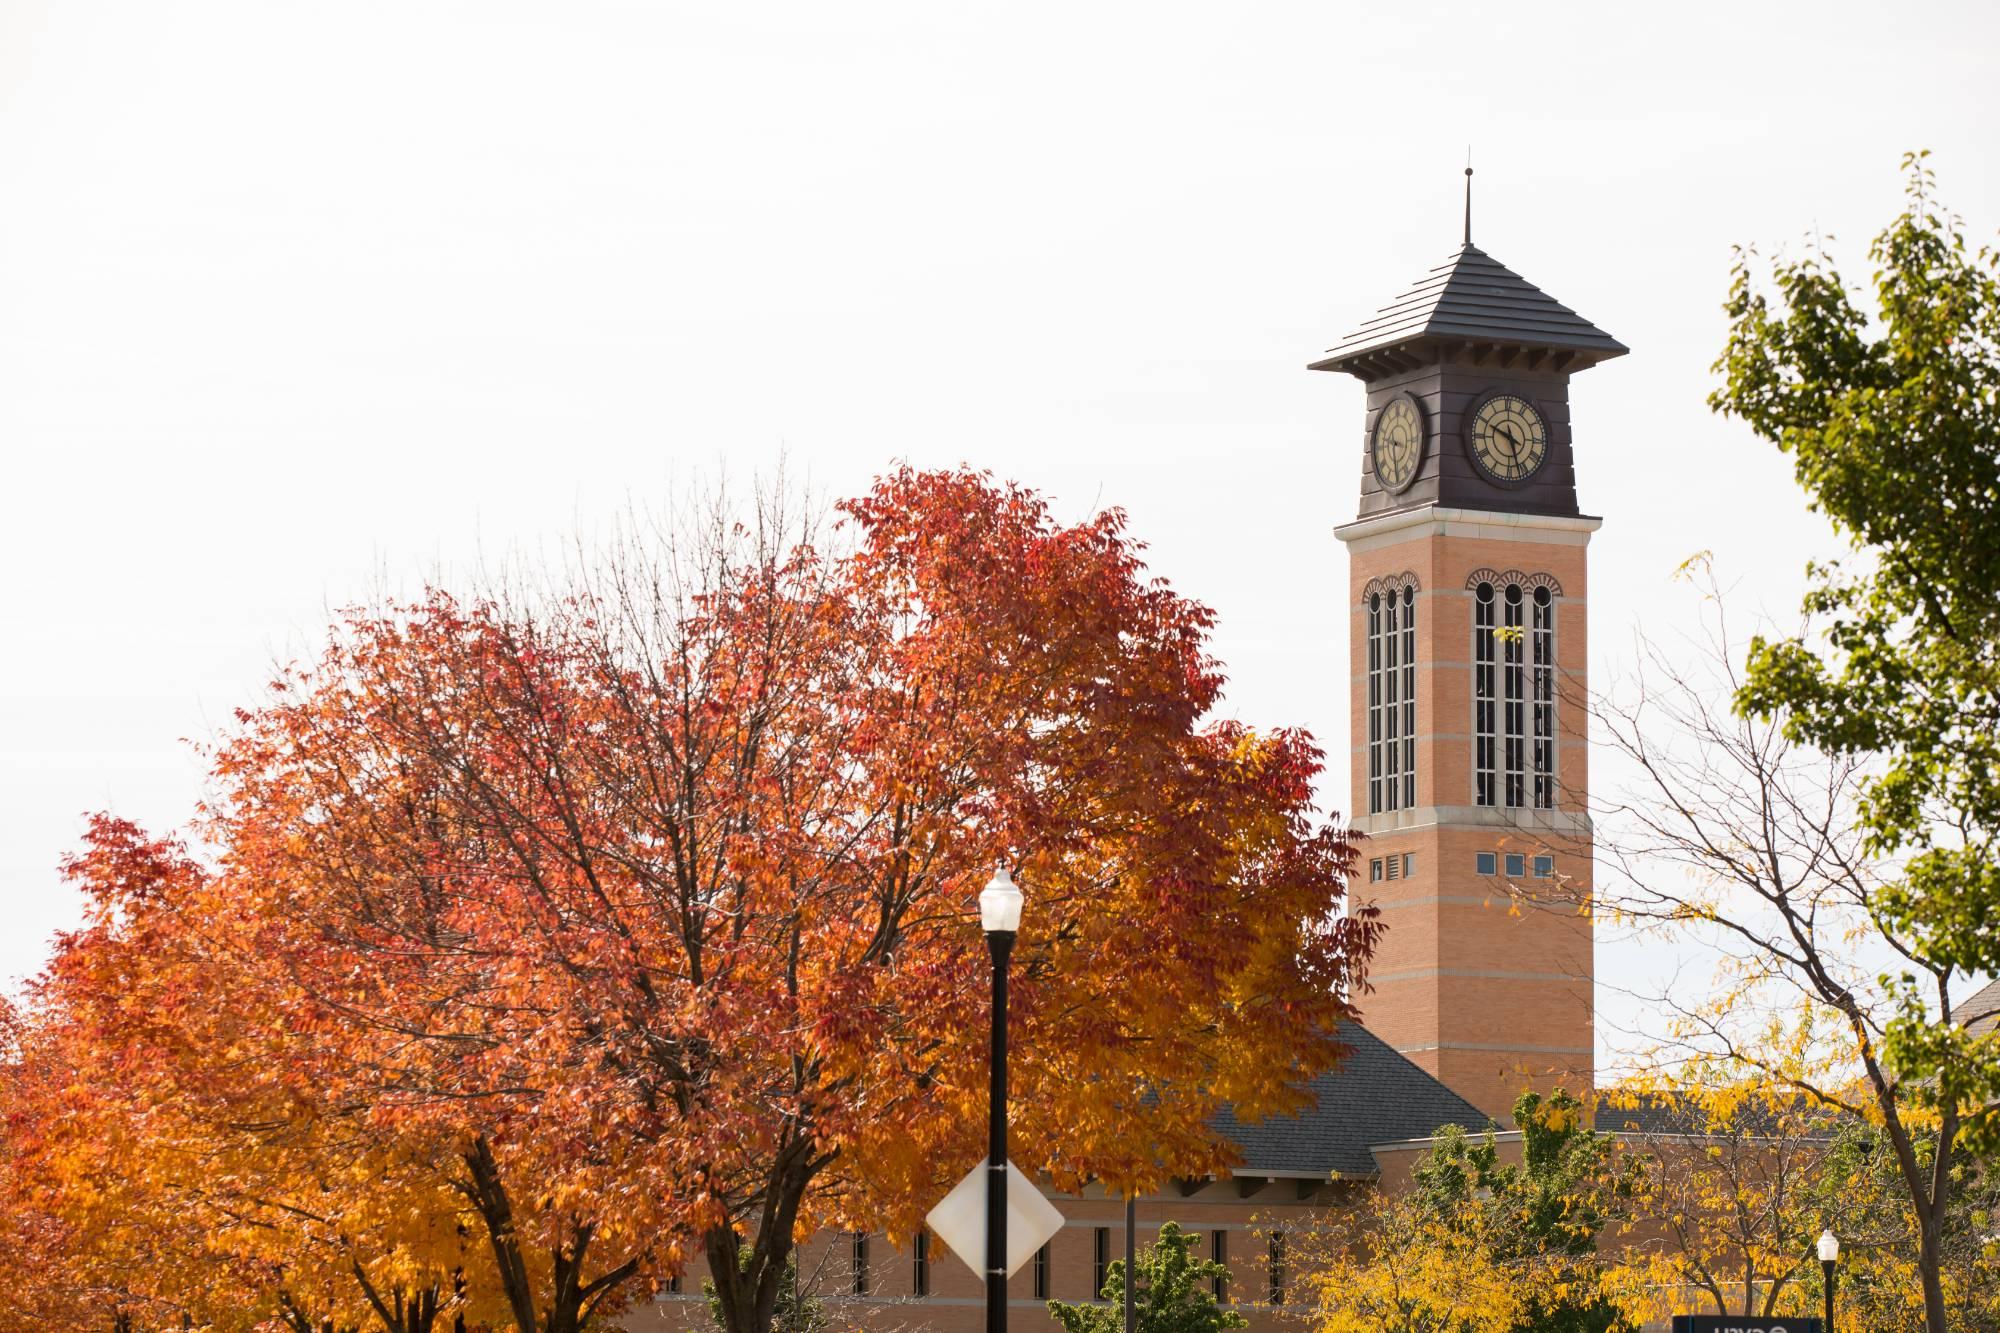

1466,393,1549,483
1370,393,1426,493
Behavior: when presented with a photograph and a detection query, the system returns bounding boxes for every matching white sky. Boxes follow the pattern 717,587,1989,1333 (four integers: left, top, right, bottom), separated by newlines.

4,1,1996,1067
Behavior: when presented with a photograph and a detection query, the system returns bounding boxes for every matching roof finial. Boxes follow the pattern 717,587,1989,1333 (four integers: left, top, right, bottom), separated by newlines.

1463,150,1474,247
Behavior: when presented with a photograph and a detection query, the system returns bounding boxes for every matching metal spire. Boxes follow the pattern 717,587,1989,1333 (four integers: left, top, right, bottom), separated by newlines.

1463,153,1473,247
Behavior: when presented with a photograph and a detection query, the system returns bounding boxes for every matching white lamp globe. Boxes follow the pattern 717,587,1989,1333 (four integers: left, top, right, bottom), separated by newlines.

979,866,1024,933
1818,1229,1839,1263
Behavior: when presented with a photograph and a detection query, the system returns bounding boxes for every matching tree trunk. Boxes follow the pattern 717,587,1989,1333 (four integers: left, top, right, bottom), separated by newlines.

1869,1076,1952,1333
349,1263,445,1333
1915,1215,1949,1333
703,1135,823,1333
460,1134,641,1333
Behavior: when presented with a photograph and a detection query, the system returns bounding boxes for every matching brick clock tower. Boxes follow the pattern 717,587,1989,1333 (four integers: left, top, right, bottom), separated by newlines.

1312,185,1625,1120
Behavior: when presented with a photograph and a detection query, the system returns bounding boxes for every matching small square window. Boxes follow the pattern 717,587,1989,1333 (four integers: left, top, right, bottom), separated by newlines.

1369,858,1383,882
1533,855,1555,878
1504,853,1526,877
1475,852,1497,875
1401,853,1414,878
1385,855,1400,881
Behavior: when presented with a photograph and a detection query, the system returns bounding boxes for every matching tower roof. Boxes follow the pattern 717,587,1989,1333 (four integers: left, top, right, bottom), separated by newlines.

1311,243,1628,380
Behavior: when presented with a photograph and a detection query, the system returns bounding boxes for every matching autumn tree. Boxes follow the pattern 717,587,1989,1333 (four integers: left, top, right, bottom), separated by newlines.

7,814,508,1333
193,467,1373,1333
1306,1190,1529,1333
1601,1081,1843,1321
1046,1222,1244,1333
1411,1092,1638,1333
1306,1092,1639,1333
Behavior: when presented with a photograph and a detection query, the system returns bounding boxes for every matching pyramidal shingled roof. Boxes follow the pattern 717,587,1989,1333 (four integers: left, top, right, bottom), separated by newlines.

1312,243,1627,377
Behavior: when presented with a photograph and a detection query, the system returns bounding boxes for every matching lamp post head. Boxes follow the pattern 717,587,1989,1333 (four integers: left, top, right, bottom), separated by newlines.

1818,1229,1839,1263
979,866,1024,934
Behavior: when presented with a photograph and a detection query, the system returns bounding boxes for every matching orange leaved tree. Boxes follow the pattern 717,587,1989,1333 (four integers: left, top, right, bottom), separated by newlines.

15,469,1372,1333
204,469,1374,1333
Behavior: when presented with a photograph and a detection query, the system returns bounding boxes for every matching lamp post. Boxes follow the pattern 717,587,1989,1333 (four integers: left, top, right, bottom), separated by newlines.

1817,1229,1839,1333
980,867,1024,1333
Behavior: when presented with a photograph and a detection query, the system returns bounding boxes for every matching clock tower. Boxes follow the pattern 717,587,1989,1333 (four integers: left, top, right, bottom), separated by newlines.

1314,185,1625,1119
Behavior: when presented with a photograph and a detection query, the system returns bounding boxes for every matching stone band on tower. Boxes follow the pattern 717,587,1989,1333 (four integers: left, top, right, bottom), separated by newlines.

1313,203,1625,1120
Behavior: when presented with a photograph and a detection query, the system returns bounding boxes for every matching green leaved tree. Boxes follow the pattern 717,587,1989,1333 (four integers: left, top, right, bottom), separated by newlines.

1047,1222,1245,1333
1709,151,2000,1333
1410,1092,1639,1333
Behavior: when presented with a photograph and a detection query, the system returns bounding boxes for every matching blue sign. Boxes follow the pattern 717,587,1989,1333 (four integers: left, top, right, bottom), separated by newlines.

1672,1319,1822,1333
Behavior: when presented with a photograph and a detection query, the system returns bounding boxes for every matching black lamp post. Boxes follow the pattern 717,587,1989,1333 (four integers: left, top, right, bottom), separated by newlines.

981,867,1025,1333
1817,1229,1839,1333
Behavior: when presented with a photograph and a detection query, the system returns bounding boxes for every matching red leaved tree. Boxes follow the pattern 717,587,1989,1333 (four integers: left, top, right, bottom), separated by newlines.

10,470,1372,1333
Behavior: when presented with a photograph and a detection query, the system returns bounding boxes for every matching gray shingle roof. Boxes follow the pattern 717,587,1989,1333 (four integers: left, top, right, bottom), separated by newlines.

1594,1090,1840,1139
1965,976,2000,1038
1209,1021,1488,1179
1311,244,1628,377
1593,1093,1715,1137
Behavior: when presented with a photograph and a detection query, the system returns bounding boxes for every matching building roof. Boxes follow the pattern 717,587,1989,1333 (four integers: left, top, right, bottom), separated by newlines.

1965,976,2000,1038
1593,1092,1721,1137
1211,1021,1488,1179
1311,244,1628,380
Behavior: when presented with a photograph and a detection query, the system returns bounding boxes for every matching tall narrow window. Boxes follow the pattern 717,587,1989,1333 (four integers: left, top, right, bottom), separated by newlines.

1367,583,1418,813
1474,582,1497,806
1033,1242,1050,1299
1211,1230,1228,1300
1532,586,1555,809
1267,1231,1286,1306
1503,584,1526,807
1400,586,1415,806
1474,577,1557,810
850,1231,869,1296
1367,591,1383,813
914,1231,931,1298
1094,1227,1110,1296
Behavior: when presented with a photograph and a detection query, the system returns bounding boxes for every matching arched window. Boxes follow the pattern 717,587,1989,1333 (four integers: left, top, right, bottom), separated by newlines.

1366,580,1416,814
1533,585,1555,809
1471,572,1558,810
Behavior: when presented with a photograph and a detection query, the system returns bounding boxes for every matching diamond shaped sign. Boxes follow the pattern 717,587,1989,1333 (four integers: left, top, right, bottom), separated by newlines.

925,1160,1065,1279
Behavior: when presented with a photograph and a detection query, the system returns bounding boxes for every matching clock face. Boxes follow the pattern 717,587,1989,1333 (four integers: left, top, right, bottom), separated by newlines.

1466,393,1549,484
1371,394,1425,493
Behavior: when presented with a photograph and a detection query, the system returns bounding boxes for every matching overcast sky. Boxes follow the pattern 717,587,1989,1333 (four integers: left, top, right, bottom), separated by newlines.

3,1,1995,1063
